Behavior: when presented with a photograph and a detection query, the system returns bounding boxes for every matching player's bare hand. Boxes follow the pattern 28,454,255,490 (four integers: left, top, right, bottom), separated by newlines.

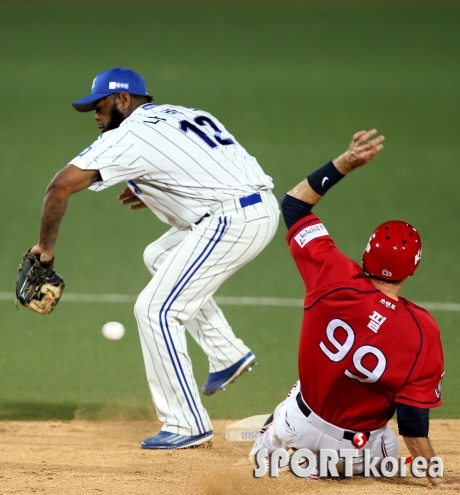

118,186,148,210
333,129,384,175
432,477,460,489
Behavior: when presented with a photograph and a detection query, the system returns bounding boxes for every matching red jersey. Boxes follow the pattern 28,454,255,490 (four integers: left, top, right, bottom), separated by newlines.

287,214,444,431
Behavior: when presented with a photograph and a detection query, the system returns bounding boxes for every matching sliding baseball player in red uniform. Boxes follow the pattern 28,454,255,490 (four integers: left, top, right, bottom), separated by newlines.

250,130,458,488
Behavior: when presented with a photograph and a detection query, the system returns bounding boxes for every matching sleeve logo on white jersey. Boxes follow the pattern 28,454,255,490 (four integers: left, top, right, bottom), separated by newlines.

78,145,93,157
127,180,141,195
294,223,328,248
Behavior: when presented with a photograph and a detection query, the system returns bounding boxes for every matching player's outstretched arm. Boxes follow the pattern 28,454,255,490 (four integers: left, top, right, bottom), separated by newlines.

397,405,460,488
30,165,100,262
288,129,384,205
403,436,460,488
280,129,384,229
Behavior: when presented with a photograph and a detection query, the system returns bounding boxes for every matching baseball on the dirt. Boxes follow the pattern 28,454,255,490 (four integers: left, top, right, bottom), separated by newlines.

102,322,125,340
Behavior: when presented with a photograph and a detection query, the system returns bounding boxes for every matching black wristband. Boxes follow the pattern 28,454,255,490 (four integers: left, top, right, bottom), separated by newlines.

307,161,344,196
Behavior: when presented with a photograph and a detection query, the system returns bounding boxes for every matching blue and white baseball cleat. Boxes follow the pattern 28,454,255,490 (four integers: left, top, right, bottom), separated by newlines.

201,352,256,396
141,430,214,449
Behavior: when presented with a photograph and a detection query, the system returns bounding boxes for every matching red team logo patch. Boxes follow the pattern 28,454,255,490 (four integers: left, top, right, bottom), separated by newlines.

353,432,367,448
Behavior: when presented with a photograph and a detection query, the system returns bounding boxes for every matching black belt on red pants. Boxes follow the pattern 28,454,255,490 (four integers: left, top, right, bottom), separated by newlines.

296,392,370,442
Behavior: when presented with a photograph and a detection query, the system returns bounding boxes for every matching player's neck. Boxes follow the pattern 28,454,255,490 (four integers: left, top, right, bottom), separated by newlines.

368,277,403,301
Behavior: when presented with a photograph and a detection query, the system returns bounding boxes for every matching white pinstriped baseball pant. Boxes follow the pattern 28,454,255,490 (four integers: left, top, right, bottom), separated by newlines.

250,381,399,475
134,190,280,436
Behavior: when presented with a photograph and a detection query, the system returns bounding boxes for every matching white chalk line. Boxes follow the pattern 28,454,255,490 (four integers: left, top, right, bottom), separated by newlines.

1,292,460,311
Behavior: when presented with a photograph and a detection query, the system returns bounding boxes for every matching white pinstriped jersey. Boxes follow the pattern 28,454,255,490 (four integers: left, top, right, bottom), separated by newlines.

70,104,274,229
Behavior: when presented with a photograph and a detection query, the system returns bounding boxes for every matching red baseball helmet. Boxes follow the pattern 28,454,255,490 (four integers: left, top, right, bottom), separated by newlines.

362,220,422,281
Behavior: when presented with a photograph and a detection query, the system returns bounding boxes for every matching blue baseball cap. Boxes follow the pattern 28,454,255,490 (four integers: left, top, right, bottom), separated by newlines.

72,67,151,112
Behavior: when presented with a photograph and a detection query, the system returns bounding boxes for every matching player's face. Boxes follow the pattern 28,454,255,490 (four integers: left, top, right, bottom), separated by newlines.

94,95,125,133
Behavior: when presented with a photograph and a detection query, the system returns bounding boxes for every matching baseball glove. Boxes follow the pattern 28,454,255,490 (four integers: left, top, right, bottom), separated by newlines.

15,250,65,314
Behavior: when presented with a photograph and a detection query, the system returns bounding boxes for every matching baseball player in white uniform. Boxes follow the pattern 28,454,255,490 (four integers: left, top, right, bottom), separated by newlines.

30,67,280,449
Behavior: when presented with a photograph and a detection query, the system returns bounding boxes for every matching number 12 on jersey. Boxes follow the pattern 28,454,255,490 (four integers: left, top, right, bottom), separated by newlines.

179,116,235,149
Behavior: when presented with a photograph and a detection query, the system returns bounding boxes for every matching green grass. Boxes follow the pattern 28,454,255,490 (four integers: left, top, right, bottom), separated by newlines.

0,301,301,420
1,1,459,420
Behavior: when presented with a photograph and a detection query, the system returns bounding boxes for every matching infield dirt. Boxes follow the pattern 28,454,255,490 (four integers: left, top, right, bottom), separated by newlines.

0,419,458,494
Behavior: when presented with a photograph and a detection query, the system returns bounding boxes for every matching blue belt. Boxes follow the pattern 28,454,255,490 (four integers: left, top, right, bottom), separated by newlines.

195,192,262,225
239,192,262,208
